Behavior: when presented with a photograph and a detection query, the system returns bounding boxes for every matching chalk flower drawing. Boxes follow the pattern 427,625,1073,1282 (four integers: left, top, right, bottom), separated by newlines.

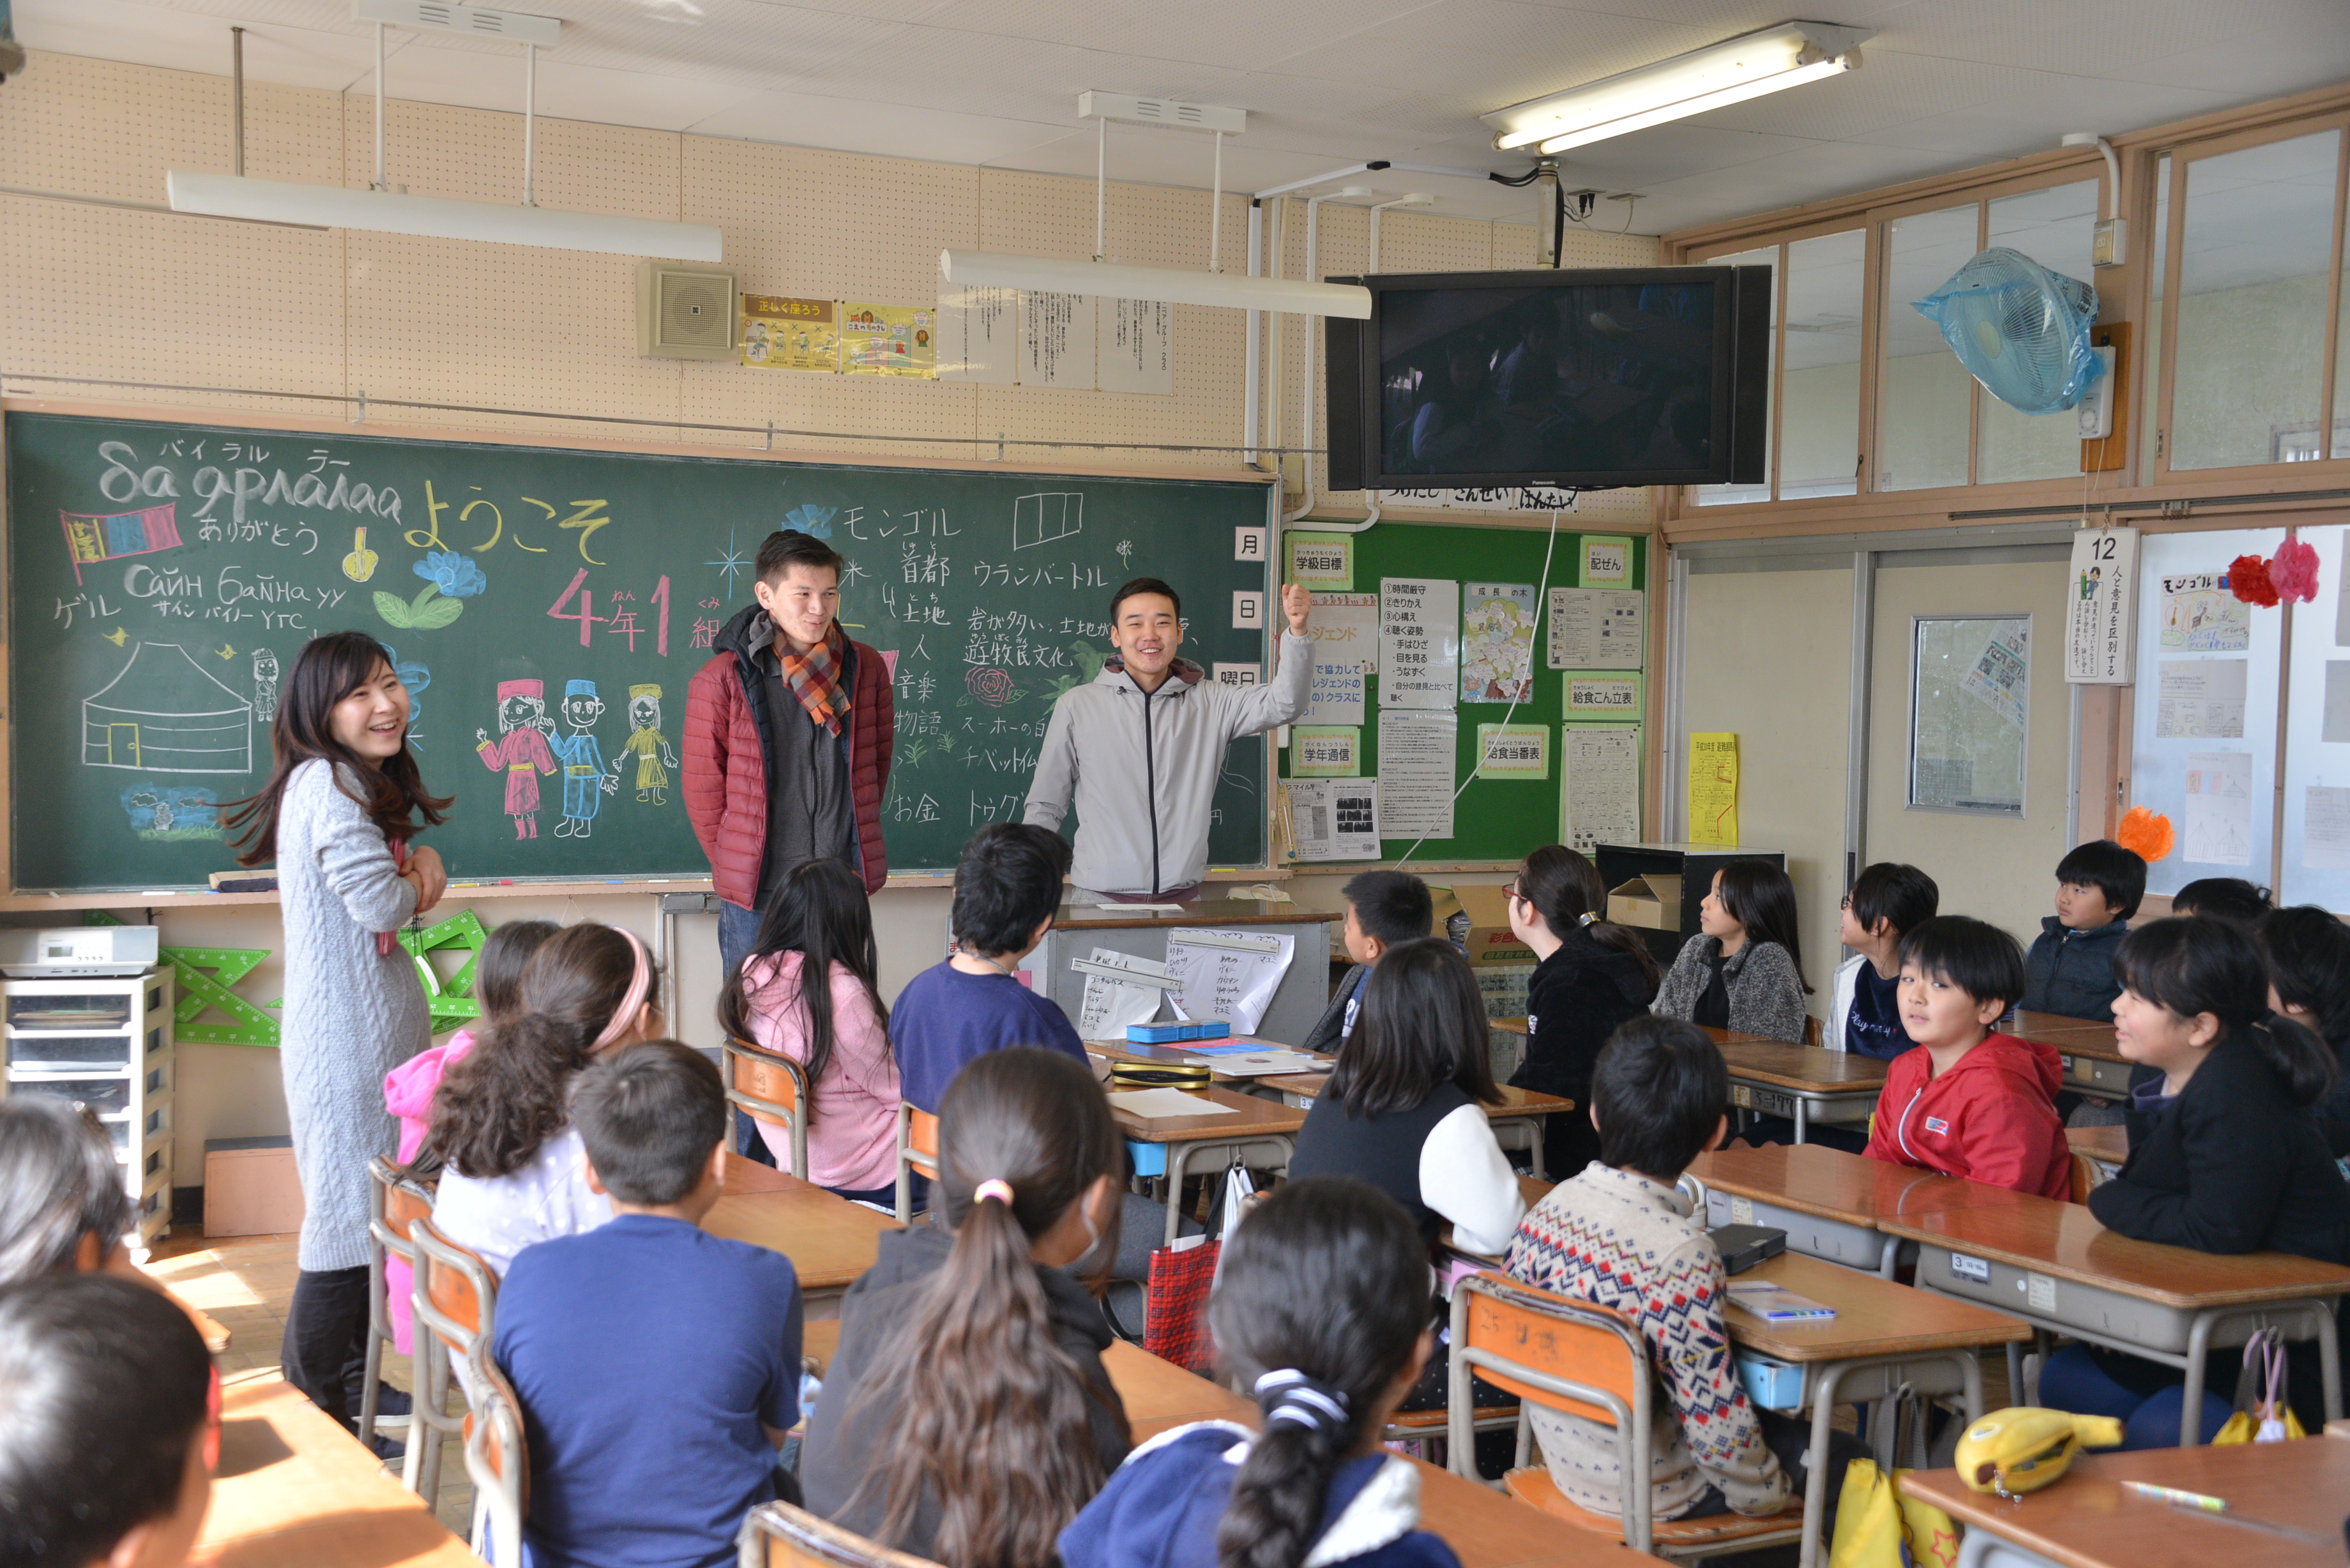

966,667,1018,707
414,550,488,598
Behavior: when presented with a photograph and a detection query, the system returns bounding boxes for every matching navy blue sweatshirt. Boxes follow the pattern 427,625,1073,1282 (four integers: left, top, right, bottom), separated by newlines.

2020,916,2128,1020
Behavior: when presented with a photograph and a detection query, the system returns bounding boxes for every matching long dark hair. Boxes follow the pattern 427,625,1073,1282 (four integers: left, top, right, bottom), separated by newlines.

2263,905,2350,1043
0,1099,132,1282
430,924,658,1179
227,630,449,863
849,1048,1126,1568
2116,917,2336,1106
1209,1179,1428,1568
1517,845,1659,989
1715,862,1812,993
473,921,560,1029
1327,938,1499,1117
716,860,890,1116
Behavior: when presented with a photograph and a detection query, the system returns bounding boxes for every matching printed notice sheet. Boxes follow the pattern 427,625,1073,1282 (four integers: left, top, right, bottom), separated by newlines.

1305,592,1377,725
2325,661,2350,744
2065,527,2137,683
2305,785,2350,871
1075,948,1177,1037
1285,778,1379,861
1098,298,1174,395
1379,578,1460,709
1547,587,1644,670
936,284,1018,384
2185,750,2254,866
1475,723,1550,780
1565,674,1641,723
1289,534,1354,589
2155,659,2248,739
1563,725,1641,854
1018,291,1096,389
1461,583,1537,702
1290,726,1361,777
1377,711,1457,838
1164,930,1294,1037
1688,732,1740,845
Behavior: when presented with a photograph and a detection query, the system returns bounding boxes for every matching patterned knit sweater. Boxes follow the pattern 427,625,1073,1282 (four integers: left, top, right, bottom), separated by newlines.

1501,1165,1789,1521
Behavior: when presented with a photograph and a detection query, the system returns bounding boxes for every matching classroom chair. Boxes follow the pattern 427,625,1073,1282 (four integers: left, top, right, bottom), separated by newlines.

724,1037,812,1180
2067,1152,2106,1205
1804,1016,1823,1048
407,1214,501,1507
738,1500,945,1568
894,1103,940,1223
464,1357,529,1568
1446,1270,1803,1560
361,1156,435,1451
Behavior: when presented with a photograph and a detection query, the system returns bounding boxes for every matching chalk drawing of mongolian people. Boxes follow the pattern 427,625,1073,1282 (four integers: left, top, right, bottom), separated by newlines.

618,683,679,804
252,649,280,725
476,678,557,840
547,678,617,838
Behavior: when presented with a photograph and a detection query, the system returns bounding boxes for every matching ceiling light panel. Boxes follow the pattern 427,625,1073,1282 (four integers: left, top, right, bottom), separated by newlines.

351,0,562,48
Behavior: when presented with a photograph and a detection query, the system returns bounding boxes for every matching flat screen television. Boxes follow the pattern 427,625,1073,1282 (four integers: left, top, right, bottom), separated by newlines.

1324,266,1771,492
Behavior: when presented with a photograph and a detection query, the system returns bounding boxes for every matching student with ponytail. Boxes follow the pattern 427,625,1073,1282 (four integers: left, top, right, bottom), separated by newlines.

2039,916,2350,1447
428,922,663,1276
1505,845,1660,1178
1060,1178,1457,1568
801,1048,1130,1568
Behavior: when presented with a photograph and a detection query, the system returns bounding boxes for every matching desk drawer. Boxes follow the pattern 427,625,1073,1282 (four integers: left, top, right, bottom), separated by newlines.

2060,1053,2132,1097
1922,1244,2196,1353
1730,1083,1797,1119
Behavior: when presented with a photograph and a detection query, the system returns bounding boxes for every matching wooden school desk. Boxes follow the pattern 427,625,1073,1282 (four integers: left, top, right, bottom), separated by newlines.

198,1378,483,1568
1875,1195,2350,1445
2009,1013,2133,1103
1699,1029,1888,1143
1108,1085,1306,1244
1722,1252,2030,1568
2064,1124,2129,1165
1259,1074,1573,1180
1685,1143,2041,1277
704,1165,894,1320
1904,1438,2350,1568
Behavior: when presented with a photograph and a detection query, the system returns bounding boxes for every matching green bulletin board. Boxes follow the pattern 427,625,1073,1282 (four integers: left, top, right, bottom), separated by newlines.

1278,520,1648,863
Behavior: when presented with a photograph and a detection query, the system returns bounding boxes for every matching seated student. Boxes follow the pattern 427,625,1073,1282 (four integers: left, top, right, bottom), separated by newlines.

718,858,902,1203
0,1097,133,1284
2041,917,2350,1447
2263,904,2350,1161
1652,863,1810,1044
0,1273,215,1568
1506,845,1658,1179
1059,1179,1460,1568
1861,917,2068,1198
1302,870,1431,1056
2169,878,2270,928
2021,840,2142,1020
1506,1018,1865,1528
1824,863,1939,1060
382,916,558,1352
1288,938,1525,1253
492,1041,803,1568
801,1048,1130,1568
891,822,1086,1114
429,923,662,1276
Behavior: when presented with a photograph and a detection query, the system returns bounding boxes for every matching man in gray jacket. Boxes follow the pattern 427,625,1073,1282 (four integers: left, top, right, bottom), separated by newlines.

1025,577,1311,901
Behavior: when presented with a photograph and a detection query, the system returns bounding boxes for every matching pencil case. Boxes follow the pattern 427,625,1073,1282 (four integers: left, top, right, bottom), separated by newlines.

1126,1020,1232,1043
1110,1062,1211,1092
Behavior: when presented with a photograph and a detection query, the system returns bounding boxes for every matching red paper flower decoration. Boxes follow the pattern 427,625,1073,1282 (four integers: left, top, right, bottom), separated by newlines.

2116,805,2175,864
2271,532,2321,604
2228,554,2279,608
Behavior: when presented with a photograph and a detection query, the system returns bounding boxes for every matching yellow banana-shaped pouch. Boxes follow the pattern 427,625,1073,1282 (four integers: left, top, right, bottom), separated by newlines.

1955,1407,2125,1496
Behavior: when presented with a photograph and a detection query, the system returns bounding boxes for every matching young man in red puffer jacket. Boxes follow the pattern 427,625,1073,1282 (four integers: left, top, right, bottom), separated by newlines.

684,525,894,1016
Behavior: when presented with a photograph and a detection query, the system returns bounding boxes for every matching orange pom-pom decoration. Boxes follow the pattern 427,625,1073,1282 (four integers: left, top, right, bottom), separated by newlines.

2116,805,2174,864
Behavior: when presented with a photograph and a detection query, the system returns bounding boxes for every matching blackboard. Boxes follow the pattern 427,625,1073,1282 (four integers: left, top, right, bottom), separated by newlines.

4,411,1275,892
1277,520,1648,862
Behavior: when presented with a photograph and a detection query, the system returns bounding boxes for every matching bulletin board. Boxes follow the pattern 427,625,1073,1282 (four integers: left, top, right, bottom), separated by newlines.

2278,522,2350,910
1276,520,1649,865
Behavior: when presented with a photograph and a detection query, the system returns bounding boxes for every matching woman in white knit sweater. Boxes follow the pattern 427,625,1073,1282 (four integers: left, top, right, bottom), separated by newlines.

228,631,449,1442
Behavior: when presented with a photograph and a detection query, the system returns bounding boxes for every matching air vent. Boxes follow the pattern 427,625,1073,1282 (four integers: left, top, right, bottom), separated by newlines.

637,261,738,360
350,0,561,48
1077,92,1246,135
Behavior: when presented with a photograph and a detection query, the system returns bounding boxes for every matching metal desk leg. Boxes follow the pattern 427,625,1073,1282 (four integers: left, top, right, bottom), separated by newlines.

1160,1143,1195,1246
1794,1097,1809,1145
2006,1342,2025,1408
2181,1311,2217,1447
1799,1361,1851,1568
2321,1302,2342,1422
1879,1237,1901,1279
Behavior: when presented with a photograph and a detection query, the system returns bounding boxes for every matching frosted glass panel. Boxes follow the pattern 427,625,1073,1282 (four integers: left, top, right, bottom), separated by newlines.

1693,245,1775,507
2170,130,2340,471
2128,527,2284,898
1879,204,1977,491
2278,525,2350,910
1976,180,2098,485
1780,230,1863,499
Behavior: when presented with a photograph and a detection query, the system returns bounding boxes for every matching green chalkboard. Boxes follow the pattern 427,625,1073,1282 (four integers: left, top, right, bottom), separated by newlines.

1278,520,1647,863
5,411,1275,891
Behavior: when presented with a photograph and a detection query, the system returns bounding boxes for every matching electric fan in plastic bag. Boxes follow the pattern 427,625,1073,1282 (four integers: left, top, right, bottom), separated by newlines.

1911,247,2104,415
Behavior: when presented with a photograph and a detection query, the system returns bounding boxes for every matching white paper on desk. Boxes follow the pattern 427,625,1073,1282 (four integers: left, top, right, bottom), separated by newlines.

1075,948,1174,1036
1164,930,1293,1036
2305,785,2350,870
1286,778,1380,861
1377,711,1457,838
2184,750,2254,866
1109,1087,1235,1119
2155,658,2247,739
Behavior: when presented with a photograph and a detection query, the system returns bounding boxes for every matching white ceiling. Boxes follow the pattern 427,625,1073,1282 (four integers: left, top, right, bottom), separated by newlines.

15,0,2350,235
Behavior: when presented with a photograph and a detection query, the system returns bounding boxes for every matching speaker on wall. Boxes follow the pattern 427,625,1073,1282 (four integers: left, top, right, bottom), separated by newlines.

637,261,738,360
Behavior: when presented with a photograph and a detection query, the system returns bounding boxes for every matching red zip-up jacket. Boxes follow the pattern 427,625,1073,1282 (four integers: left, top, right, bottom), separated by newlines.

1863,1032,2071,1199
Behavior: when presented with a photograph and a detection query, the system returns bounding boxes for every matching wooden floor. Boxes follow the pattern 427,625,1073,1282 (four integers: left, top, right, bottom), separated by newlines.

149,1227,476,1535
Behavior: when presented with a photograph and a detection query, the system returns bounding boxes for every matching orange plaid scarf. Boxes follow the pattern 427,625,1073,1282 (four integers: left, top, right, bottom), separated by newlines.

777,621,851,736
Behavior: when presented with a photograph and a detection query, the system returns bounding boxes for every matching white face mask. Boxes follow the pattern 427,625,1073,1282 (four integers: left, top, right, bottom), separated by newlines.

1068,1193,1108,1275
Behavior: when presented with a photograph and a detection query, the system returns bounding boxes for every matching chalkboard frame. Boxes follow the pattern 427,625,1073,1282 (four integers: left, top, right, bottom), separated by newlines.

1,396,1284,900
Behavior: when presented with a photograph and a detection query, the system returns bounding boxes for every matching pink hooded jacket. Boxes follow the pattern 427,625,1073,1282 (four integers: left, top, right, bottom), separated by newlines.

379,1031,476,1354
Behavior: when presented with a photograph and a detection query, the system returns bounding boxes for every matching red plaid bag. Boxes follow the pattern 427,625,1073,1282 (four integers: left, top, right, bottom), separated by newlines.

1142,1235,1219,1372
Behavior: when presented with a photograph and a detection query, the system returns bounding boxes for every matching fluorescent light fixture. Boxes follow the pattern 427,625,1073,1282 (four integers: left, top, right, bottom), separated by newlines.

165,172,724,261
1484,21,1869,154
941,250,1371,319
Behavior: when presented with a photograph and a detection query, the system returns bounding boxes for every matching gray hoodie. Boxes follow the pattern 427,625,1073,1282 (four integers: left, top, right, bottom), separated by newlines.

1024,631,1309,896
